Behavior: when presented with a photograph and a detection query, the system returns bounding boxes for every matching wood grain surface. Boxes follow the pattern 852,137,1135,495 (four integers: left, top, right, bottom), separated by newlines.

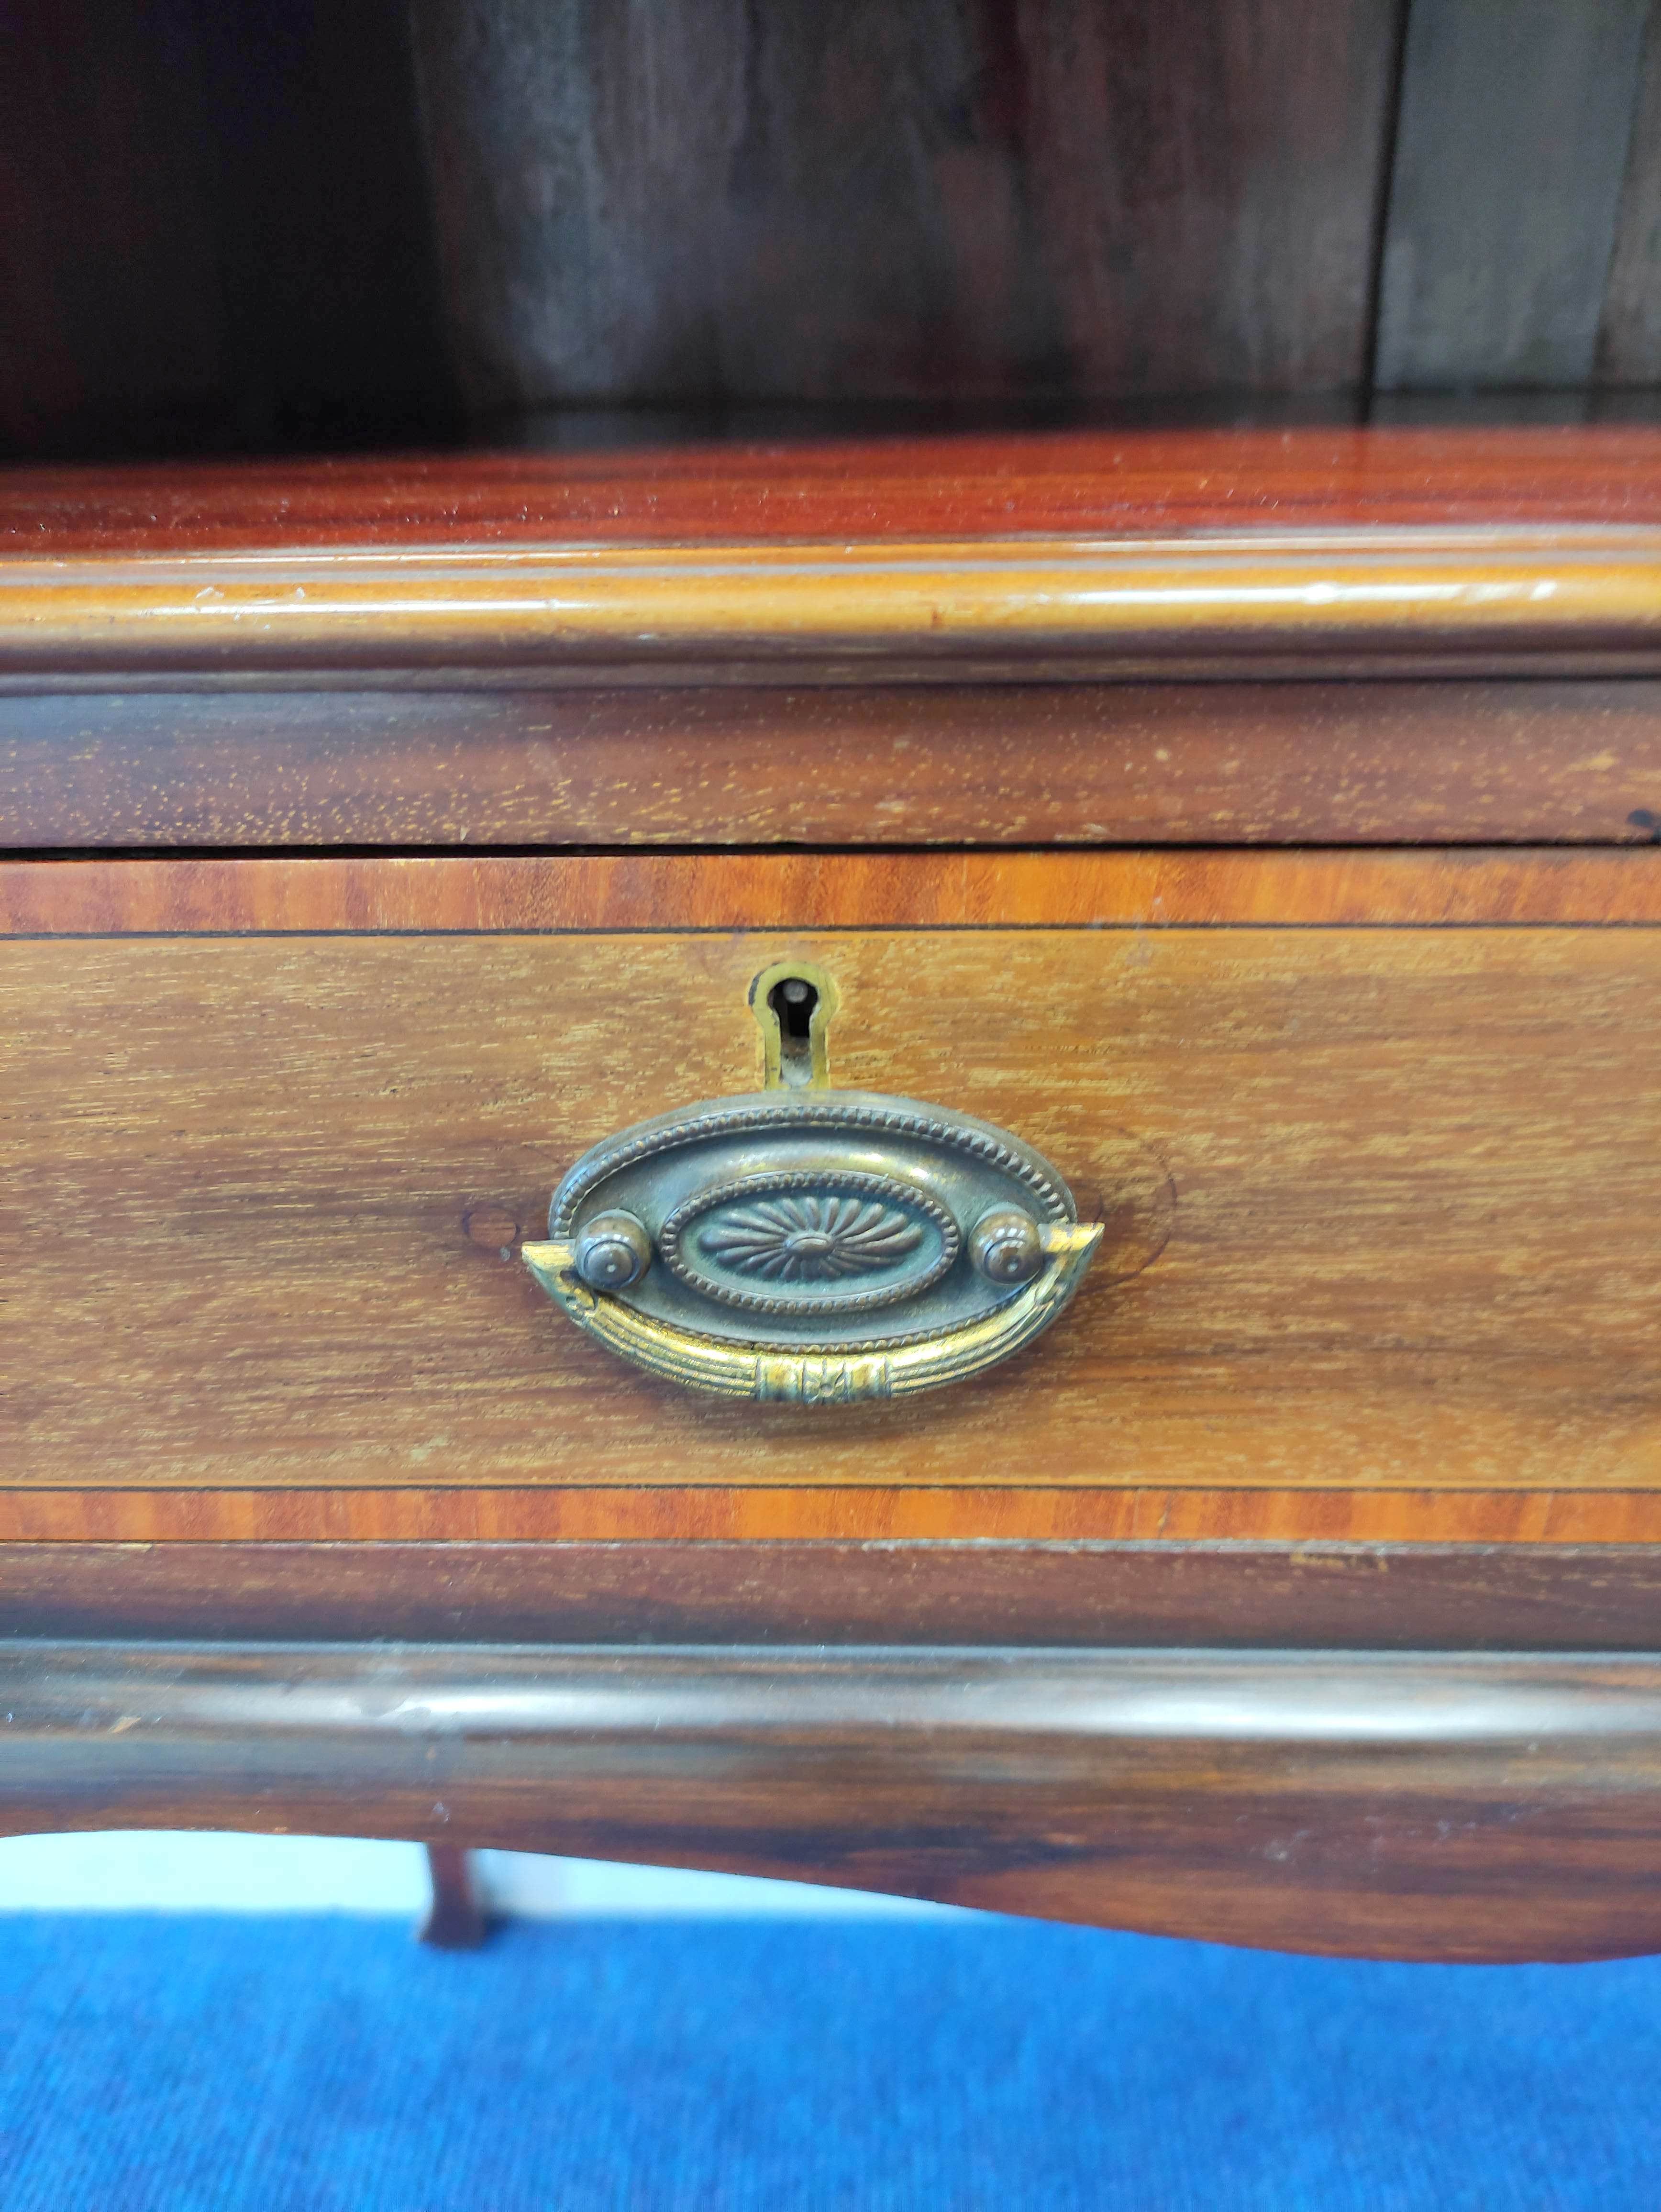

8,430,1661,551
6,1540,1661,1648
7,679,1661,851
9,1487,1661,1546
410,0,1398,414
8,1639,1661,1962
3,896,1659,1511
5,849,1661,933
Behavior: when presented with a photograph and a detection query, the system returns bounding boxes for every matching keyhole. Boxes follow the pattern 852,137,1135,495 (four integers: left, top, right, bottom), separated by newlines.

770,977,818,1085
749,959,839,1089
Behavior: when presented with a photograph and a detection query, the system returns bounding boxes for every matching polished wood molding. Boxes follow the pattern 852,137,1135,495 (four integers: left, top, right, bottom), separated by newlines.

5,1638,1661,1961
6,434,1661,684
3,1540,1660,1650
4,530,1661,685
4,848,1661,935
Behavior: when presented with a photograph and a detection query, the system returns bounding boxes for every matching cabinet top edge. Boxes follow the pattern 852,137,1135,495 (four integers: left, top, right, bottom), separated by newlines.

6,430,1661,679
5,430,1661,553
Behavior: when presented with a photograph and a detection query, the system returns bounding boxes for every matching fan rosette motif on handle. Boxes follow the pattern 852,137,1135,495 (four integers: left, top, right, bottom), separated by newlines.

662,1169,962,1317
704,1193,923,1282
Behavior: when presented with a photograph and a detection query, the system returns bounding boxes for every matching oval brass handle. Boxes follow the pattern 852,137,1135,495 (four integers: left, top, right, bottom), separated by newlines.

522,1089,1103,1403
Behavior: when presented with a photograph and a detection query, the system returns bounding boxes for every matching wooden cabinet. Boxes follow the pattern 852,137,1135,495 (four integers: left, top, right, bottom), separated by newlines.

3,431,1661,1959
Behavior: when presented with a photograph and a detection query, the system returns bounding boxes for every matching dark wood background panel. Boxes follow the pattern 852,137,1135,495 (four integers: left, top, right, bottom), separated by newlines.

4,5,1660,464
5,1540,1661,1648
0,0,223,456
1601,0,1661,384
409,0,1399,417
2,920,1659,1498
0,0,458,461
6,680,1661,851
7,1642,1661,1961
1374,0,1653,393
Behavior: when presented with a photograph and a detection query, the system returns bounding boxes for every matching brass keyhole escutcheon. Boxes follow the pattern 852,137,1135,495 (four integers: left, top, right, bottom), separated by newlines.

748,959,840,1090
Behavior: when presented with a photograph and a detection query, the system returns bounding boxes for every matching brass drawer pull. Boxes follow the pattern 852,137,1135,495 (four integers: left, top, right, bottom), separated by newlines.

524,1088,1102,1403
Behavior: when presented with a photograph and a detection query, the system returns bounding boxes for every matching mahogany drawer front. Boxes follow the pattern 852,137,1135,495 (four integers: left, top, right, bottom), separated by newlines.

2,851,1658,1545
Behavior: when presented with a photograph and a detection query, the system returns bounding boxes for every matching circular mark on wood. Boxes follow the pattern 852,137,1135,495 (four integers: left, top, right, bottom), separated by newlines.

463,1204,522,1254
1020,1121,1176,1286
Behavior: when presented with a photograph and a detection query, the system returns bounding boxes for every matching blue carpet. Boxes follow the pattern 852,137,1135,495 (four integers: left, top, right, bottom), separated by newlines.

0,1914,1659,2210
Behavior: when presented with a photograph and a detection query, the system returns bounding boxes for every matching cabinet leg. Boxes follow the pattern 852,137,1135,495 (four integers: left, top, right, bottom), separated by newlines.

419,1844,490,1950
